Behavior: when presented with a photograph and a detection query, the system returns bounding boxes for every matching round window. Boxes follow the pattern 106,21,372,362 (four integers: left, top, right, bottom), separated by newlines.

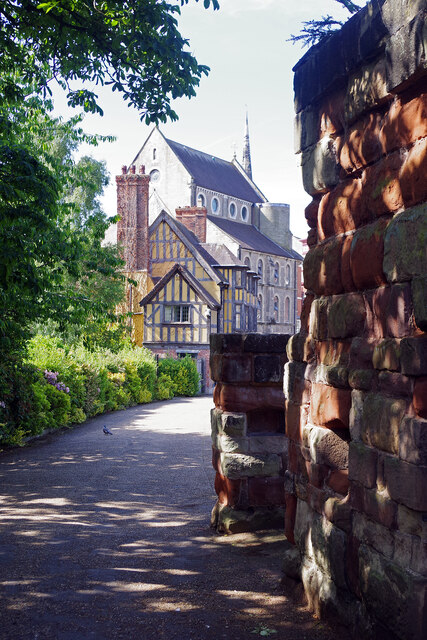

211,197,219,214
241,205,248,221
150,169,160,183
229,202,236,218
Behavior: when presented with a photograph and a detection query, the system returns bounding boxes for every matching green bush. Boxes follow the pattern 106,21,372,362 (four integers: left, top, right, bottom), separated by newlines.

0,335,199,447
157,356,200,397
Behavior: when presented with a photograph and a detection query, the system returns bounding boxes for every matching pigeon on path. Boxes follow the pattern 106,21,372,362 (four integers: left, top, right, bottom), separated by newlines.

103,425,113,435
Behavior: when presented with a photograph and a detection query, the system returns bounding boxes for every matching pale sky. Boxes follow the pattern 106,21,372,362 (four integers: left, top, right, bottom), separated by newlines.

53,0,354,240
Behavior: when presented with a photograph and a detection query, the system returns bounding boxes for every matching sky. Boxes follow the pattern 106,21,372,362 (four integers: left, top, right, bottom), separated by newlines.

53,0,355,241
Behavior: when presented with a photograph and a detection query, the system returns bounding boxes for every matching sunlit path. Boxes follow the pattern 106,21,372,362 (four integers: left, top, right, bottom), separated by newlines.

0,397,346,640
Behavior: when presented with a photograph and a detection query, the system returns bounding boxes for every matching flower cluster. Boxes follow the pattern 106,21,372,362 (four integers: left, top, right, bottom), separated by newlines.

0,401,6,409
43,370,69,394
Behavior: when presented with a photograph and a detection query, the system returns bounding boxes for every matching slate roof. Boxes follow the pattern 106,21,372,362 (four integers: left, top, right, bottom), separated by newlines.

165,138,266,203
200,244,245,267
207,216,303,260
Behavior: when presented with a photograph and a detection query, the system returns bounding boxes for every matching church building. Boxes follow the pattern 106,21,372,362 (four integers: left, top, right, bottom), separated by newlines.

116,125,302,392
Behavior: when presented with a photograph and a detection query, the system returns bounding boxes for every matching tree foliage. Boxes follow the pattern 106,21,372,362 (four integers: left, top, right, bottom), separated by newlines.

289,0,364,48
0,0,219,123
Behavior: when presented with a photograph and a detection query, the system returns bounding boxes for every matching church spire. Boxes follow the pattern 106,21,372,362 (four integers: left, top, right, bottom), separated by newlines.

242,109,252,180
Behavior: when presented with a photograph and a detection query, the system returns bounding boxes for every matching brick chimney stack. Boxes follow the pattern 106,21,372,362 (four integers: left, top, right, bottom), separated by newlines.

116,164,150,271
175,206,207,243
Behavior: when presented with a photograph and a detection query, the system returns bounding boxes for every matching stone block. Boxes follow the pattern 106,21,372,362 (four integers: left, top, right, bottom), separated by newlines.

220,354,252,383
213,502,285,534
327,293,366,339
344,56,389,123
243,333,290,354
341,233,355,292
210,333,243,354
414,378,427,419
316,340,351,366
384,456,427,511
308,425,349,470
380,93,427,154
247,406,286,434
214,472,246,508
305,461,329,489
361,152,404,217
349,441,378,489
318,178,368,241
383,203,427,283
372,338,401,371
301,136,340,196
211,407,221,436
253,354,282,383
323,495,352,533
349,337,375,369
294,105,319,154
286,333,314,364
218,384,285,413
220,452,282,479
349,218,389,290
382,0,427,36
299,293,314,334
212,446,220,473
352,483,398,529
353,511,394,558
386,12,427,93
282,541,302,581
337,112,383,173
399,416,427,466
304,199,320,229
361,393,407,454
309,297,330,341
283,361,309,404
217,434,248,455
248,434,288,455
327,469,349,495
304,237,344,296
397,503,424,537
378,371,413,397
400,335,427,376
348,369,376,391
285,401,307,443
310,382,352,430
349,390,366,442
400,137,427,208
306,227,318,248
315,364,349,389
248,477,285,506
220,412,247,437
412,275,427,332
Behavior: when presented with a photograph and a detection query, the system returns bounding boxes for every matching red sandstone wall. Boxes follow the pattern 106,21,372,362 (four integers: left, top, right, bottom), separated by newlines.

286,2,427,638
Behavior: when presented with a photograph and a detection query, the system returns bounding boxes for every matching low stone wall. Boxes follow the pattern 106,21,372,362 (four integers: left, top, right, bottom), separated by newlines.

287,1,427,638
210,333,289,533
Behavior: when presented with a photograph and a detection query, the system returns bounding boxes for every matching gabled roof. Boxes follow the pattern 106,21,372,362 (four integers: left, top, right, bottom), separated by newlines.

200,244,245,267
149,210,225,285
139,264,220,309
165,137,266,203
207,216,303,260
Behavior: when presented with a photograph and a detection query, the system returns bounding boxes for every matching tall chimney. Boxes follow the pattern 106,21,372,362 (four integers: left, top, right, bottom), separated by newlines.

175,206,207,243
116,165,150,271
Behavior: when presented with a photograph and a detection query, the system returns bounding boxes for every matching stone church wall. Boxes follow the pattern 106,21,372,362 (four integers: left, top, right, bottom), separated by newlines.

284,1,427,637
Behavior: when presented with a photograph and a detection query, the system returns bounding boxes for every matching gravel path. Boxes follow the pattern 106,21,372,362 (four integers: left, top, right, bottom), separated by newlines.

0,397,349,640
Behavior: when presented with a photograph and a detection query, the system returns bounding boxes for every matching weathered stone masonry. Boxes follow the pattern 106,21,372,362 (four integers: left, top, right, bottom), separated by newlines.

210,333,290,534
284,1,427,638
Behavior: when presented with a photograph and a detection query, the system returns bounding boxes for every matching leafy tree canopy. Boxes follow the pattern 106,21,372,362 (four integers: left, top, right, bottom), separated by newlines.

1,0,219,123
289,0,364,48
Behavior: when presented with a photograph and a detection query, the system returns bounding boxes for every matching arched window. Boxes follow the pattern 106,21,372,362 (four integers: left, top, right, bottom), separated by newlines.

274,262,279,284
257,294,262,321
241,205,248,221
198,193,205,207
285,297,290,322
244,256,251,270
153,148,157,160
273,296,279,322
286,264,291,286
257,259,263,281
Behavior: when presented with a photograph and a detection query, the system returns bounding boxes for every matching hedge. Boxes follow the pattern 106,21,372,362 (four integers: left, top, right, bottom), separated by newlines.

0,336,200,447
